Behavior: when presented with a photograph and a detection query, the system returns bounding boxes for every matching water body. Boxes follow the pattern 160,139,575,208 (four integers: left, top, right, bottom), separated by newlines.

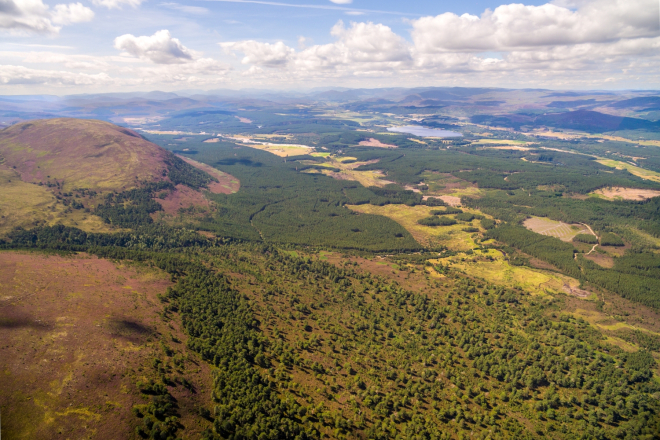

387,126,463,138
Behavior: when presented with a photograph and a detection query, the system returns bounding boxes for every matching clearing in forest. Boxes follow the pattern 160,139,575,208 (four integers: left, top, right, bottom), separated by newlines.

523,216,592,242
358,138,397,148
241,142,312,157
347,204,488,250
431,249,583,297
303,157,394,188
590,187,660,201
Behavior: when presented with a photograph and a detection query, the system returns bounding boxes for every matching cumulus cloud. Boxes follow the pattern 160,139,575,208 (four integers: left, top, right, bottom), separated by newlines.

221,41,294,67
0,0,93,34
92,0,143,9
114,30,196,64
411,0,659,53
52,2,94,25
221,20,411,73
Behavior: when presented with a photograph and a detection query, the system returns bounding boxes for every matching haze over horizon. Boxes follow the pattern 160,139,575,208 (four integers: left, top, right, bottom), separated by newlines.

1,0,659,94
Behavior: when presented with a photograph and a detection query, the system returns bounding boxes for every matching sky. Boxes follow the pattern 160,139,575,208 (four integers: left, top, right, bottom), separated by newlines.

1,0,659,94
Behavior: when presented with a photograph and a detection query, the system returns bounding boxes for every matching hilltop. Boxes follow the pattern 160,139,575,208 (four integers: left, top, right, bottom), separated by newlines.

0,118,238,235
0,118,169,192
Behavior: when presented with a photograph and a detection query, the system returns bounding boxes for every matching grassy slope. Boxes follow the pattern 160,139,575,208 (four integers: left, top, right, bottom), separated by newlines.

0,168,112,236
0,118,169,192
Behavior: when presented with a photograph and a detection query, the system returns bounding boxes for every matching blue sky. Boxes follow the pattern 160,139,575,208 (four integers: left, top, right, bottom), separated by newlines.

1,0,658,93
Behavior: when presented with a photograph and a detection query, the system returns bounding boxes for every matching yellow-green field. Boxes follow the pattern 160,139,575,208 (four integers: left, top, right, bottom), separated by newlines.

597,159,660,183
431,249,582,296
346,203,486,250
302,157,394,188
0,169,112,236
243,143,313,157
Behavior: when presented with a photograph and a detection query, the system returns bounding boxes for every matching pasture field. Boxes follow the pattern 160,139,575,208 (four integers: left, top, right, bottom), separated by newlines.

590,186,660,201
0,251,212,440
347,203,488,250
597,159,660,183
523,216,592,242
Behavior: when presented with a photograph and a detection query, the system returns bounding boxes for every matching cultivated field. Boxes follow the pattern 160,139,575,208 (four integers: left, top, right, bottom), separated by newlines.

591,186,660,201
0,251,213,439
523,216,592,242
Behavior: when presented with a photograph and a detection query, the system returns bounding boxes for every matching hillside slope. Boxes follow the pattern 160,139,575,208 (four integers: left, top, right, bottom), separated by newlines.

0,118,169,192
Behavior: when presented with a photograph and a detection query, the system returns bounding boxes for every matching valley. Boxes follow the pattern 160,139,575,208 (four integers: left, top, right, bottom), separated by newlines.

1,87,660,439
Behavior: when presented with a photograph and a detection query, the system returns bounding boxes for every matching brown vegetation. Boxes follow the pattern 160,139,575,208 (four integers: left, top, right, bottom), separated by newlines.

0,118,169,192
0,251,212,440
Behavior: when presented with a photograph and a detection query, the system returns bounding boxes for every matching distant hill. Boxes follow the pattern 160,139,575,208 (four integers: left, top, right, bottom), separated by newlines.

472,110,660,132
0,118,169,192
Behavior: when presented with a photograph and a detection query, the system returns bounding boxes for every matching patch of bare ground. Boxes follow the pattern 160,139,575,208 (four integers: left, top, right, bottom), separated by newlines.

203,138,220,143
562,283,591,298
423,195,462,206
593,187,660,201
358,138,397,148
0,251,213,440
176,155,240,194
235,116,252,123
584,252,615,268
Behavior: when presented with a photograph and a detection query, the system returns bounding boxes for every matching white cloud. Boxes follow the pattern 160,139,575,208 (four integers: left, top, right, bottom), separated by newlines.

52,2,94,25
160,2,210,15
0,64,112,85
411,0,659,53
92,0,143,9
0,0,93,34
329,0,352,4
221,41,294,67
221,20,411,72
114,30,196,64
